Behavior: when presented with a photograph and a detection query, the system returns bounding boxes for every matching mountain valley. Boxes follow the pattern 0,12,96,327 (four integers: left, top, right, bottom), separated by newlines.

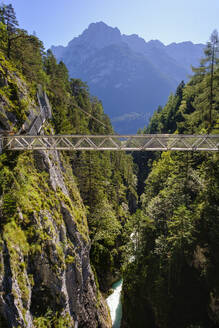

51,22,204,133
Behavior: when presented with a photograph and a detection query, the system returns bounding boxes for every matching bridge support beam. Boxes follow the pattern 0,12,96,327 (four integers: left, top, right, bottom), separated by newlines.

0,134,218,152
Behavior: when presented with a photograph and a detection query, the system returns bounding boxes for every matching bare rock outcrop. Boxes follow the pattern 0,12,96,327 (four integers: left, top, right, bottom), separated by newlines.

0,148,111,327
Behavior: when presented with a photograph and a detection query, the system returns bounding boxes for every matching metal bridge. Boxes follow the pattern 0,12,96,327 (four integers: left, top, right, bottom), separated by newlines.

0,90,218,152
0,134,218,151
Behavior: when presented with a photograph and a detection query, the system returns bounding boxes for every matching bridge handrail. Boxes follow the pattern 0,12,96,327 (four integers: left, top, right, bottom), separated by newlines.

0,134,218,152
1,134,217,138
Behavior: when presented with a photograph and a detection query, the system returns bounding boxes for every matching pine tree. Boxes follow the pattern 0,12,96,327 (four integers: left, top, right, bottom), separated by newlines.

191,30,219,131
0,4,18,58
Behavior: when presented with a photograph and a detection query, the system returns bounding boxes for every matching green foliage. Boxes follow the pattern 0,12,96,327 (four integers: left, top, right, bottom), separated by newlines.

0,21,7,52
0,9,138,328
123,31,219,328
178,31,219,133
0,5,218,328
124,151,218,327
34,309,73,328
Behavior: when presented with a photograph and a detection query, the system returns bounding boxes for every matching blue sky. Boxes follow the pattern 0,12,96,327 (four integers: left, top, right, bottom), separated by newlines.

2,0,219,49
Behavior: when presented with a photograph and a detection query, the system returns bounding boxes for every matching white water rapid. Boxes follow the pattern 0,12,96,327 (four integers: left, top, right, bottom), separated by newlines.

106,279,123,328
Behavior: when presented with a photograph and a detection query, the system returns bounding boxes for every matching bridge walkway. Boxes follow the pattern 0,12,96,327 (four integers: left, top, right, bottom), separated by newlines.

1,134,218,152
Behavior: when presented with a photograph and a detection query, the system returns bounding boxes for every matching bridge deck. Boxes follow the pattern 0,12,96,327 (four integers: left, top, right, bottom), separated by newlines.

0,134,218,151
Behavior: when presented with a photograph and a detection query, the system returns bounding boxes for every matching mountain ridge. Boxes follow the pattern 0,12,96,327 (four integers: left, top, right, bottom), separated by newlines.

51,22,205,133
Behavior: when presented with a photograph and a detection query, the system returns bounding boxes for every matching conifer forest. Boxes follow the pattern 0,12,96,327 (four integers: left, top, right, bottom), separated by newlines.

0,4,218,328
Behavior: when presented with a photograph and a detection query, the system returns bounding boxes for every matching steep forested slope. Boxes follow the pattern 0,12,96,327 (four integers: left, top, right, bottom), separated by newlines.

1,4,218,328
0,5,136,327
122,31,219,328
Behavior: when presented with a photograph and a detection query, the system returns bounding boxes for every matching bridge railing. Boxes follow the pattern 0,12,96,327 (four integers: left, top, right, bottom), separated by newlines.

27,92,52,135
1,134,218,151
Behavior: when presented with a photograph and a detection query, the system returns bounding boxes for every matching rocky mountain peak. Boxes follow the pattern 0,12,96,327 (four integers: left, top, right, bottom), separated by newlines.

122,33,147,53
146,39,165,49
86,21,120,36
68,21,122,50
51,22,205,133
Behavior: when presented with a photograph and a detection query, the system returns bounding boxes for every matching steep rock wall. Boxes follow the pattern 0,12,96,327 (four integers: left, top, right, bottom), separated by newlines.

0,148,111,328
0,55,111,327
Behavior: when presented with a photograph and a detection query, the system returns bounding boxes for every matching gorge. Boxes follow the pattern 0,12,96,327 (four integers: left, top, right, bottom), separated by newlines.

0,4,219,328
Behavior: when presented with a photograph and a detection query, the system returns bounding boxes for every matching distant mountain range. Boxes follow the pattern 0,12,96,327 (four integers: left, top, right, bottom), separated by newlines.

51,22,204,133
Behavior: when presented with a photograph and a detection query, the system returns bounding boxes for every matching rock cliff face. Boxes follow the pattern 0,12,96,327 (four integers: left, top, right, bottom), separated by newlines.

0,56,111,327
0,150,111,328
